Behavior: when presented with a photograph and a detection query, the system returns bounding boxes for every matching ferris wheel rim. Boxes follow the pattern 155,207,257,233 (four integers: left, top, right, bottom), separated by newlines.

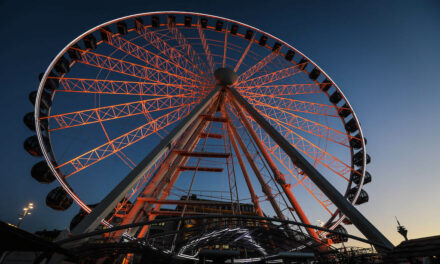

34,11,368,233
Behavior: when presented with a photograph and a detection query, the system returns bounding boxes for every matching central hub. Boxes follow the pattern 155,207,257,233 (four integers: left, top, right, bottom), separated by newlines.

214,68,238,86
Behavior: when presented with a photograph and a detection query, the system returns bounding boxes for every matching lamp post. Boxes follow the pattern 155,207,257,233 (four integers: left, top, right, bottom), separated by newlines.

17,202,34,228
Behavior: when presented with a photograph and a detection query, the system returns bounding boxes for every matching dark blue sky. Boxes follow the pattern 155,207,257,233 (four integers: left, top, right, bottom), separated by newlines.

0,0,439,245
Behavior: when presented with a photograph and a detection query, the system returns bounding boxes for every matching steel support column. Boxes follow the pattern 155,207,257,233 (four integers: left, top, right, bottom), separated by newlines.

114,113,208,238
229,99,320,241
225,117,264,217
136,96,222,238
119,95,218,231
227,87,394,250
72,86,221,235
227,115,285,220
132,131,202,238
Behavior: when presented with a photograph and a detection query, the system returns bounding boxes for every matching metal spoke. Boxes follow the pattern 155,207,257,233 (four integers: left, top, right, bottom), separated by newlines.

254,131,334,214
136,26,209,80
54,77,205,96
265,119,351,181
57,104,197,177
167,25,213,79
245,92,341,117
100,28,209,85
196,19,216,74
241,83,322,96
44,95,196,131
237,51,278,83
227,103,333,214
222,25,228,68
246,100,353,147
235,63,303,88
73,47,204,87
238,108,352,181
234,35,254,72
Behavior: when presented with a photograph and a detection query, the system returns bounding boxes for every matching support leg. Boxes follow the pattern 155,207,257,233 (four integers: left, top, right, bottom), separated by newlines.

135,95,222,238
229,99,320,241
227,87,393,250
225,115,264,217
227,114,285,220
72,86,222,235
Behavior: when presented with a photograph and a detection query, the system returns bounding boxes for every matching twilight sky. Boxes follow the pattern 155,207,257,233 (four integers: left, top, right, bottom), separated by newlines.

0,0,439,247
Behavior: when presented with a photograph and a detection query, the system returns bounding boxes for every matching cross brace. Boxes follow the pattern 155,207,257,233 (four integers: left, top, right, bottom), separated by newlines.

227,87,394,251
178,166,223,172
71,86,222,235
174,151,231,158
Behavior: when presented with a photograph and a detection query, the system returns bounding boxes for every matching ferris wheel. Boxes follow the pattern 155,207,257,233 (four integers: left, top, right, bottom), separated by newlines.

24,11,392,260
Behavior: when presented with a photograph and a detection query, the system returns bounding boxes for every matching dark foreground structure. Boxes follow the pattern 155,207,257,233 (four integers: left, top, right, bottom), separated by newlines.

3,219,439,264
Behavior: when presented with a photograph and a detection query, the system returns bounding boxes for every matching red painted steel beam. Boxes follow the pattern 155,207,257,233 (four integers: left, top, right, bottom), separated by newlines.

135,124,208,238
135,96,223,238
58,104,196,177
200,133,223,139
230,99,320,240
165,24,212,78
235,64,302,88
45,96,196,132
237,52,277,83
227,116,285,220
101,27,208,84
71,86,221,236
234,35,254,72
178,166,223,172
149,211,206,216
116,100,218,236
137,198,243,206
244,94,340,117
241,83,322,96
174,151,231,158
55,77,205,96
225,115,264,217
196,20,216,73
201,115,229,122
227,87,394,250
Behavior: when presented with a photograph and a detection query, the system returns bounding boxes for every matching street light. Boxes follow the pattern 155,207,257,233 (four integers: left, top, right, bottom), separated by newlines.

17,202,34,228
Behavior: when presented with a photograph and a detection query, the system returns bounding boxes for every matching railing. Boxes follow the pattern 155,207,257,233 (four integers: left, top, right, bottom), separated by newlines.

55,215,389,263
